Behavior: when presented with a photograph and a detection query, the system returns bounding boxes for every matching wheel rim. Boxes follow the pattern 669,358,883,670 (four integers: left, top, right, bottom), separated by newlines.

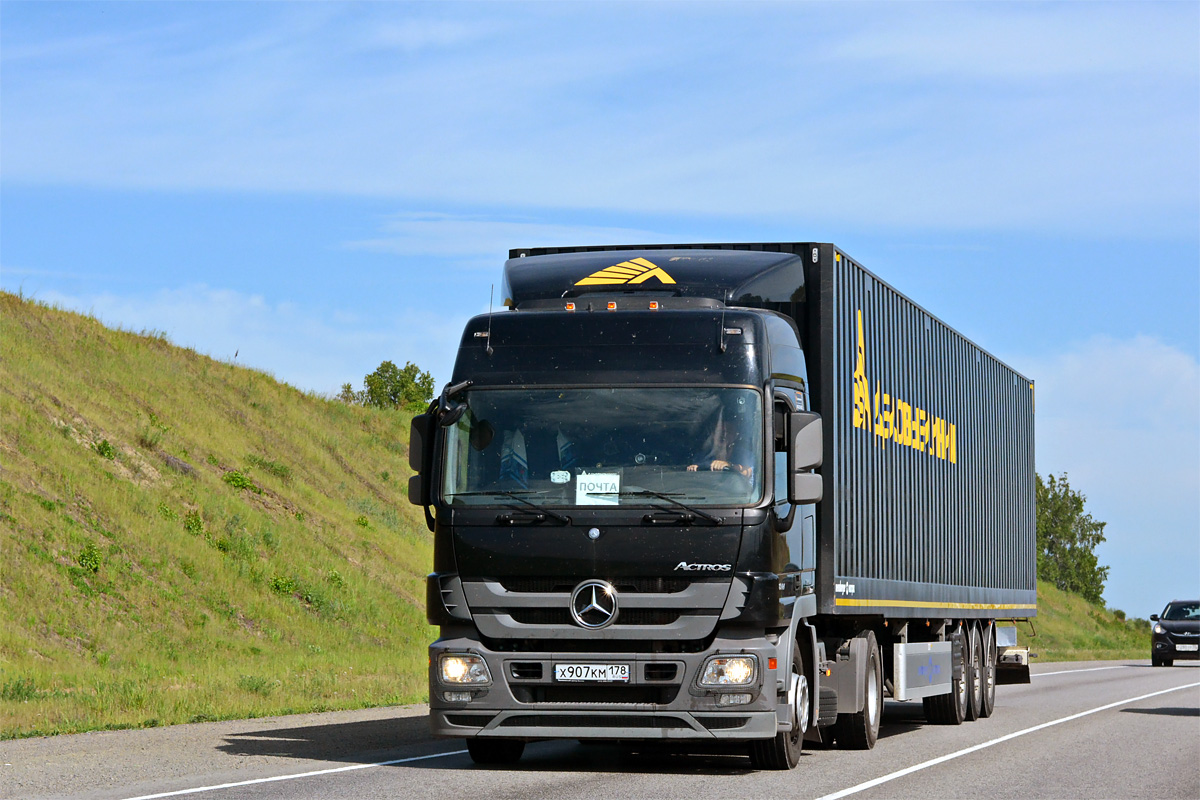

866,655,879,723
986,638,997,697
793,673,810,734
973,635,983,705
956,634,968,711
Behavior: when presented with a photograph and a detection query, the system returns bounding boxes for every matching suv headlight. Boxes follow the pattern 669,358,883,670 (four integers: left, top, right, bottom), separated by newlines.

439,654,491,684
1154,623,1166,635
700,655,757,686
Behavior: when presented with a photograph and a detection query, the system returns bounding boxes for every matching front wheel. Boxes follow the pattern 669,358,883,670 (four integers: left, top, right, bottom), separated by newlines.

748,640,807,770
467,738,525,765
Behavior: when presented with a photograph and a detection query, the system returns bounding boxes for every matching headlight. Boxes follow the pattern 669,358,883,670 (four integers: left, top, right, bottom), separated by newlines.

700,655,757,686
439,654,490,684
1154,623,1166,635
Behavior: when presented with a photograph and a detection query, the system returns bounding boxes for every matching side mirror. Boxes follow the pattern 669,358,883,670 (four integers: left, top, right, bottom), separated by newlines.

788,411,823,504
790,472,823,504
1150,614,1159,621
790,412,822,469
408,414,435,508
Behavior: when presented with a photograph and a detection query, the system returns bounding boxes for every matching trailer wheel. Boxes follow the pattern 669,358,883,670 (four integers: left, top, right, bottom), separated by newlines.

466,738,525,765
748,639,806,770
834,630,882,750
923,625,968,725
979,623,997,718
965,623,984,721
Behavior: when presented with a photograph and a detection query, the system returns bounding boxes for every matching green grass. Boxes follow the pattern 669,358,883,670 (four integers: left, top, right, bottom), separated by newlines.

0,292,434,738
0,291,1153,739
1026,580,1152,662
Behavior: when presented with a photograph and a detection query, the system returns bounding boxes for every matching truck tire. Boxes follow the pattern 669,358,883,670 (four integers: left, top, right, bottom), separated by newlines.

834,630,882,750
466,738,525,765
979,623,997,718
924,625,968,725
748,639,807,770
965,623,984,721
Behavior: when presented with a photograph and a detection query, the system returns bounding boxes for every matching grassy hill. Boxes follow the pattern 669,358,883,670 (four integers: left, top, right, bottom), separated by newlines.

1028,580,1151,662
1,292,434,738
0,292,1152,739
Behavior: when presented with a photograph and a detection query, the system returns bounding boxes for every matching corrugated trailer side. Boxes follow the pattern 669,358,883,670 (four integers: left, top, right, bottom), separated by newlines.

807,245,1036,618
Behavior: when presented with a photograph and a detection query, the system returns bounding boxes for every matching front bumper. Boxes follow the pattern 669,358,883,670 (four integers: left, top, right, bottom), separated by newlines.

1153,635,1200,660
429,635,782,741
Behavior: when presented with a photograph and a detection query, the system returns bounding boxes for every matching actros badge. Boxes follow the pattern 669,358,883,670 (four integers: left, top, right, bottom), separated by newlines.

570,579,619,629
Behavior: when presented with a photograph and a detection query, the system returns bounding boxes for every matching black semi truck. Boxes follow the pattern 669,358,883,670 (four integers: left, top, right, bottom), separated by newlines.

408,242,1035,768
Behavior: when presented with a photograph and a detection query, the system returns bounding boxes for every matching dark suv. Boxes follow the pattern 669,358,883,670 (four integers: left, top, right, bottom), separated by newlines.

1150,600,1200,666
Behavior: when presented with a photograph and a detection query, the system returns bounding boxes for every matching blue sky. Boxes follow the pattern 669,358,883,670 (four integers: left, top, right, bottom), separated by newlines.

2,2,1196,619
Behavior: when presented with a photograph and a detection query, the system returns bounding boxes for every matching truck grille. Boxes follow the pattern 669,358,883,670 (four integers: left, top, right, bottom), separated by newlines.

511,685,680,704
462,577,733,641
500,577,693,594
509,608,681,626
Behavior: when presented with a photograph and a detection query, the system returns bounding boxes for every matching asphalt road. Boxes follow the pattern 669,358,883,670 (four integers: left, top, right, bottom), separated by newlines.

3,660,1197,800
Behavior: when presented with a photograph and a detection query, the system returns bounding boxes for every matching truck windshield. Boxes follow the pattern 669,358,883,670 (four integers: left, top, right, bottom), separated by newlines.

442,387,763,508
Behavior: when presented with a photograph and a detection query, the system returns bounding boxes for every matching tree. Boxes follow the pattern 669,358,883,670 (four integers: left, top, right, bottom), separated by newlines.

358,360,434,410
1036,472,1110,604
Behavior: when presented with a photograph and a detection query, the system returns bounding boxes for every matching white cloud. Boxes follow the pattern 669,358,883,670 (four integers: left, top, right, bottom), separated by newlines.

1022,335,1200,618
2,5,1194,236
37,285,466,395
346,213,674,266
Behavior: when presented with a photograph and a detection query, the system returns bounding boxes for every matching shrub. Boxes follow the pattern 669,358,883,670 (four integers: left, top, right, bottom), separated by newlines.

158,503,178,521
183,511,204,535
269,575,298,595
222,471,262,494
355,515,369,528
95,439,117,460
77,542,103,573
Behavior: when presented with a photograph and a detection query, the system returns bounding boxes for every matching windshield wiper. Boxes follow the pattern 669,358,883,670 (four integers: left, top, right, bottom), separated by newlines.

449,490,571,526
597,489,724,526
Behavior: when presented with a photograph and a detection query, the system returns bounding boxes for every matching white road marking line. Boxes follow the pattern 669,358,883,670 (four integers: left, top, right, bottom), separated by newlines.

1035,665,1134,677
120,748,469,800
815,680,1200,800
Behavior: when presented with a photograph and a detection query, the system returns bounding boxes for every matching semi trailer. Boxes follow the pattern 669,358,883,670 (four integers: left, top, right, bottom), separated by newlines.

408,242,1035,768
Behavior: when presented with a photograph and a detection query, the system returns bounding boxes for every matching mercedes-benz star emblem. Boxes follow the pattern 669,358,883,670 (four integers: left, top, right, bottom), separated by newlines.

570,579,619,629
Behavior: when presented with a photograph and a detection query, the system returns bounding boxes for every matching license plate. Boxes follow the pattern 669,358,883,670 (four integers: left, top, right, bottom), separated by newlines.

1177,644,1199,652
554,663,630,682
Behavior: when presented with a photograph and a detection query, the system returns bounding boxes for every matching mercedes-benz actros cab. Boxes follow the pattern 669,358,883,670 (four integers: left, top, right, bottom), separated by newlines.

408,242,1035,768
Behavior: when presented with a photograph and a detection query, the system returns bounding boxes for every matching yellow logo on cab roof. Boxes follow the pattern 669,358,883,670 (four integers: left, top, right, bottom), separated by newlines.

575,258,676,286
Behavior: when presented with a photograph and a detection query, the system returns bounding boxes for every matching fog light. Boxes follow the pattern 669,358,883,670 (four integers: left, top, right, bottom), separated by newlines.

443,690,472,703
439,654,491,684
700,655,757,686
718,693,753,706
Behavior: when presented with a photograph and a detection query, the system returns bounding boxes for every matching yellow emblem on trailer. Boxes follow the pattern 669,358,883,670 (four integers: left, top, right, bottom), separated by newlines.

575,257,676,286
